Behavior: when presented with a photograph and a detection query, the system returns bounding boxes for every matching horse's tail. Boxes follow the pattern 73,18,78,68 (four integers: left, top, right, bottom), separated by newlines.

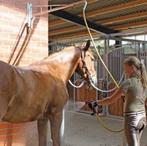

83,40,90,51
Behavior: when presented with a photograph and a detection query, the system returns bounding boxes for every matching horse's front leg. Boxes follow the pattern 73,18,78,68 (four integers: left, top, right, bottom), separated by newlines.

37,118,48,146
49,109,65,146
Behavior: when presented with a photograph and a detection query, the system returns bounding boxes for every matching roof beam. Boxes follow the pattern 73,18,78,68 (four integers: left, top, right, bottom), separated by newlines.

49,25,82,36
49,11,147,31
49,0,147,27
98,11,147,25
49,10,147,36
50,10,118,35
50,30,98,41
50,29,147,42
110,26,147,37
112,19,147,30
49,0,97,26
86,0,147,17
49,20,147,40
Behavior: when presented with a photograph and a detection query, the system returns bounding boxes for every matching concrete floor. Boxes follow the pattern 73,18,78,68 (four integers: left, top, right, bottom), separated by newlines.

49,102,147,146
0,102,146,146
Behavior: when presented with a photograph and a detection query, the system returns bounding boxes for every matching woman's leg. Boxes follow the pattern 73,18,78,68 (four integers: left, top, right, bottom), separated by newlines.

136,117,146,146
124,118,138,146
124,113,146,146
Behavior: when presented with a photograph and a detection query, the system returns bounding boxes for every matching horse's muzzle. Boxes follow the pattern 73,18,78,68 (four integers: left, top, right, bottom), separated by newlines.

89,74,97,85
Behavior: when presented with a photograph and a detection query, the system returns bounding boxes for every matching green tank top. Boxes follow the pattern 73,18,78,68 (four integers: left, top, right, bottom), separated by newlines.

120,76,147,113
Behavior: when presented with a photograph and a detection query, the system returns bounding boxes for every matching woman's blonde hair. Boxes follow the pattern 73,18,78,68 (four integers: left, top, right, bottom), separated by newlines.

124,56,147,88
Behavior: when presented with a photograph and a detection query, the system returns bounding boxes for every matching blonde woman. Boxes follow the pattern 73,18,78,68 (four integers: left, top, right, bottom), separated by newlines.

89,56,147,146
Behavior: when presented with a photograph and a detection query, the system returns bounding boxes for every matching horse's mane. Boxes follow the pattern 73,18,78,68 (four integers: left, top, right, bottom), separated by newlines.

29,46,80,67
43,46,80,62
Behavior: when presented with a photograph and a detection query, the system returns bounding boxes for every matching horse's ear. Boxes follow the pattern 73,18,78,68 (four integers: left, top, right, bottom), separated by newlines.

83,40,90,51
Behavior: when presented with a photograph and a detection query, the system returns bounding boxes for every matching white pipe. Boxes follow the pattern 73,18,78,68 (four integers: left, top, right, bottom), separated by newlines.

34,0,85,17
89,73,124,93
68,80,84,88
33,4,67,7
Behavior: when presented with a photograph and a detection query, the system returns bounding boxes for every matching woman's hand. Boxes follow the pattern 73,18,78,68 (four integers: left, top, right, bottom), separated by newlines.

86,101,98,115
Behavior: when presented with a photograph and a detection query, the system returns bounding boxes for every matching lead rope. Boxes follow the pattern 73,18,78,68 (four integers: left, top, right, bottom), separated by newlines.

95,114,124,133
83,0,124,133
8,15,28,64
8,17,35,66
12,18,35,66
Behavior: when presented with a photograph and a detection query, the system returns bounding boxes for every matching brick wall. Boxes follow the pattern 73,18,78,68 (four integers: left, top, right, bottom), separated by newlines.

0,122,39,146
0,0,48,65
0,0,48,146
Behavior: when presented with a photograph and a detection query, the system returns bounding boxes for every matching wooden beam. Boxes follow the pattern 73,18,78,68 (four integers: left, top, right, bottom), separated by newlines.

110,26,147,37
49,25,82,36
50,10,117,34
49,0,97,26
49,0,147,27
49,31,98,41
49,10,147,36
112,19,147,30
49,20,147,40
86,0,147,17
98,11,147,25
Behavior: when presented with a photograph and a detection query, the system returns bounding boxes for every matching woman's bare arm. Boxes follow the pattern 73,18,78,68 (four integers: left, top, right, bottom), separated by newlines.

97,88,124,105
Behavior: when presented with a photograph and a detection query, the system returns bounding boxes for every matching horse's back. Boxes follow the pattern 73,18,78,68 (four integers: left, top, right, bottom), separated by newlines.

1,63,68,123
0,60,13,80
0,60,17,120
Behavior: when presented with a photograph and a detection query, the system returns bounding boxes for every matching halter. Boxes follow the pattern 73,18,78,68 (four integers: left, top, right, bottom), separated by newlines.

80,51,91,79
69,47,94,88
77,50,97,87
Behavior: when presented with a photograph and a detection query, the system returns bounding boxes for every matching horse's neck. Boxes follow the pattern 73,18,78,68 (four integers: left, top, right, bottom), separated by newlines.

48,47,81,83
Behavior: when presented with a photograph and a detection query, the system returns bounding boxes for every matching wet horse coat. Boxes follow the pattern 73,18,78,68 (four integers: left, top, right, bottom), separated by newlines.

0,41,96,146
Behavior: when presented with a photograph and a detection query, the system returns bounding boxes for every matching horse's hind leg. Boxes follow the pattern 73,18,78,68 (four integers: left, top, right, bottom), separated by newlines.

37,118,48,146
49,110,65,146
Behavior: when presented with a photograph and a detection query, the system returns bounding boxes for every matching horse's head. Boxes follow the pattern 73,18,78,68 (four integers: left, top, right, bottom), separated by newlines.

76,40,97,85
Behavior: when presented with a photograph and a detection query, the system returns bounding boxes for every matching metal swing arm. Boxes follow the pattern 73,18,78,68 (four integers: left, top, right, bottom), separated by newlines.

8,3,33,66
34,0,85,17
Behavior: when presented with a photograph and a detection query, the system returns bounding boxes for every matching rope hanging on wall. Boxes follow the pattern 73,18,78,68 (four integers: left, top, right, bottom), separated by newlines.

8,3,34,66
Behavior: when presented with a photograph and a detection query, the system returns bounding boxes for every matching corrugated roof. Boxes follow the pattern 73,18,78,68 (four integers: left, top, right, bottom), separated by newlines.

49,0,147,42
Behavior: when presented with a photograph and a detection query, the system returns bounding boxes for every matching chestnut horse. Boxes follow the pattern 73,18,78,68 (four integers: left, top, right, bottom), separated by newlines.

0,40,97,146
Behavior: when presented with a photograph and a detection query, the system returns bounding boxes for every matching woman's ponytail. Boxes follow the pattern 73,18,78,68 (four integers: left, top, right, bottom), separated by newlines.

124,56,147,88
140,62,147,88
